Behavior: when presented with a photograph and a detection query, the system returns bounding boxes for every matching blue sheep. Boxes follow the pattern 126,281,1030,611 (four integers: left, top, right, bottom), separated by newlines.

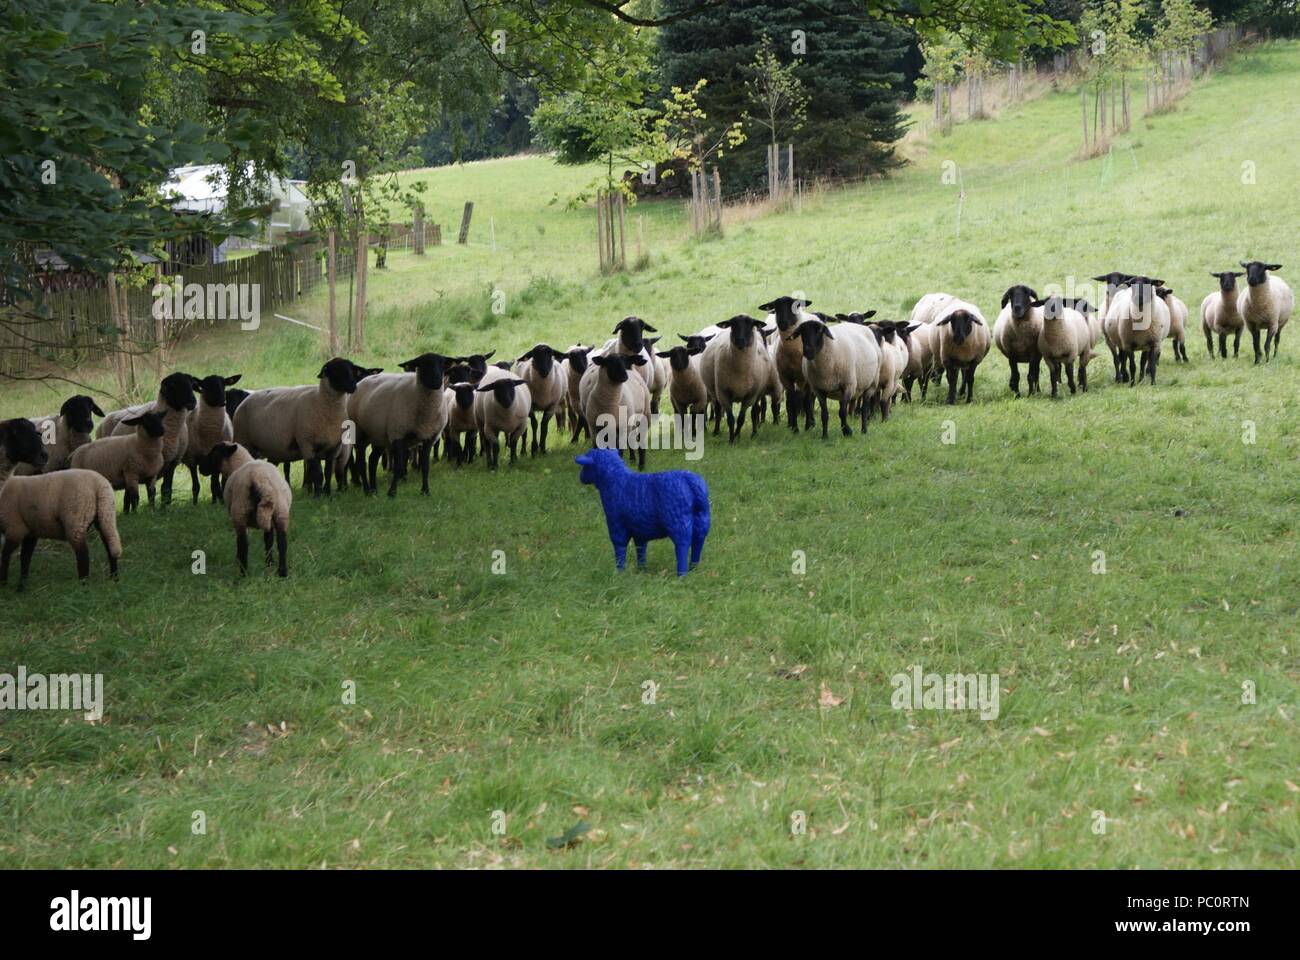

575,448,710,576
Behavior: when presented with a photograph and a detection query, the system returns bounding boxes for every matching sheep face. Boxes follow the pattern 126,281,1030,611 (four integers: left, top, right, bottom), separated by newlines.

455,352,496,379
1210,271,1243,294
2,418,48,471
718,314,765,349
318,358,360,395
1062,297,1095,316
758,296,812,331
160,372,199,412
1001,285,1039,321
193,373,242,409
1240,261,1282,287
564,346,593,375
574,447,625,485
676,333,713,353
59,395,105,434
612,317,656,354
1093,271,1134,291
353,364,384,382
475,377,527,409
225,389,250,417
591,353,644,384
399,353,451,390
1033,296,1069,320
834,310,877,326
124,411,167,439
788,319,835,361
518,345,565,379
657,346,697,372
446,363,475,385
936,310,983,345
450,383,477,410
1127,277,1165,312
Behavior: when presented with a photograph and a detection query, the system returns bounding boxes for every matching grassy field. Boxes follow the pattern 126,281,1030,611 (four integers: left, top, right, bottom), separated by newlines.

2,42,1299,868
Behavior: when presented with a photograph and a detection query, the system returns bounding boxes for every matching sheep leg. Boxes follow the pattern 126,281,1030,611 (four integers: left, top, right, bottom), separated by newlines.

528,411,539,456
1065,361,1077,394
1148,350,1159,385
725,404,737,444
0,537,15,585
1008,363,1020,397
275,526,288,577
283,461,292,483
1251,328,1262,364
1273,329,1282,358
74,539,90,582
860,393,870,434
419,440,432,494
95,519,118,578
818,394,830,439
540,410,552,455
1029,356,1042,395
1217,332,1228,359
263,529,275,569
189,463,201,505
919,371,929,401
1263,328,1274,362
160,462,176,506
837,396,852,437
1232,330,1241,357
211,471,224,504
145,479,156,507
1204,330,1214,358
235,526,249,575
945,363,959,405
367,447,382,494
803,391,814,430
1079,360,1088,392
963,364,976,403
740,402,756,439
17,535,36,591
387,439,405,498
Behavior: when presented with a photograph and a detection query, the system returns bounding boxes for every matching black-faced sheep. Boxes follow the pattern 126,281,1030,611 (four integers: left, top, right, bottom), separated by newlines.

0,469,121,589
199,443,292,577
1200,271,1244,359
97,372,198,504
993,285,1044,397
1237,261,1293,363
13,395,105,476
933,300,991,404
70,411,167,512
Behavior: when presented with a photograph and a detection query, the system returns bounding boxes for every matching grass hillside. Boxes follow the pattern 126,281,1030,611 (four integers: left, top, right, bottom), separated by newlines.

2,42,1298,868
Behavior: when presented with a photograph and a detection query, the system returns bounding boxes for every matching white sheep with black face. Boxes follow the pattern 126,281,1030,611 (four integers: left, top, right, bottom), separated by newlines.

1092,272,1137,381
70,411,168,512
787,317,881,438
1200,270,1245,360
599,316,659,391
474,366,533,470
932,300,991,404
349,353,451,498
993,285,1044,397
656,339,712,417
1034,296,1094,396
760,295,820,432
97,371,198,503
1236,260,1293,363
579,352,650,470
1109,276,1171,386
12,395,105,477
700,314,774,443
559,345,596,443
1155,287,1189,363
514,344,569,456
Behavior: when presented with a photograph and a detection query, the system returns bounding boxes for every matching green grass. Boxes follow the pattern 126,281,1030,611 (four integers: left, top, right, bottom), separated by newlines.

3,42,1300,868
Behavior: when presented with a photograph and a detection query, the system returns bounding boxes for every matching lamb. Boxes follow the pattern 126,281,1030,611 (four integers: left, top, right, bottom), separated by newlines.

579,352,651,469
181,373,241,504
444,381,480,465
70,411,166,512
701,314,774,442
1155,287,1190,363
1093,272,1136,381
786,317,881,438
933,299,991,404
898,321,937,400
1109,276,1171,385
860,321,905,420
514,344,568,456
575,448,710,576
348,353,451,497
1,418,49,487
453,351,497,382
473,366,532,469
232,357,360,496
993,285,1044,397
198,443,292,577
560,345,595,442
97,372,197,503
0,469,121,589
656,339,711,417
1236,260,1293,363
759,295,819,432
1034,297,1093,395
1199,271,1245,359
13,395,105,476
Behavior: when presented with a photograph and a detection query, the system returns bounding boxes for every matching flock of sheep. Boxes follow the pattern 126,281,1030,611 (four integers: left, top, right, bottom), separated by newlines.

0,261,1290,588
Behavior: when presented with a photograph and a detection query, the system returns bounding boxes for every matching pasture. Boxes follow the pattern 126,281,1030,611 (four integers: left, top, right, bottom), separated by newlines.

1,41,1298,868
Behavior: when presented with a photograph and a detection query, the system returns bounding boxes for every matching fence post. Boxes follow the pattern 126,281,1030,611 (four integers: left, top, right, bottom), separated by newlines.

458,202,474,244
327,230,338,355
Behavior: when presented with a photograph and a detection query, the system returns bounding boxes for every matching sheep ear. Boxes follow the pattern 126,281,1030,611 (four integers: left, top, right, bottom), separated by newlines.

642,322,657,333
833,314,850,322
224,374,242,386
678,334,692,343
1209,273,1222,280
757,300,777,311
511,378,528,387
316,365,329,378
123,415,144,425
189,376,204,390
701,333,714,342
90,401,106,417
645,336,661,346
687,344,706,355
515,349,532,363
610,320,625,334
592,355,608,367
1269,263,1282,271
655,351,672,359
473,384,494,392
717,319,732,328
1239,261,1250,268
863,310,877,319
1149,278,1164,287
1030,299,1047,307
1000,290,1012,307
935,316,951,326
1232,271,1244,278
971,315,984,325
630,355,646,366
822,326,835,339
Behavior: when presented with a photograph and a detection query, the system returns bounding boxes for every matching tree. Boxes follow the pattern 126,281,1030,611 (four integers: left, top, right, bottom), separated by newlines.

743,39,809,147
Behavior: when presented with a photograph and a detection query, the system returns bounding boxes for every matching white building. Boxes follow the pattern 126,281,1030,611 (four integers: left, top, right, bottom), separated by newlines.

161,164,314,262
